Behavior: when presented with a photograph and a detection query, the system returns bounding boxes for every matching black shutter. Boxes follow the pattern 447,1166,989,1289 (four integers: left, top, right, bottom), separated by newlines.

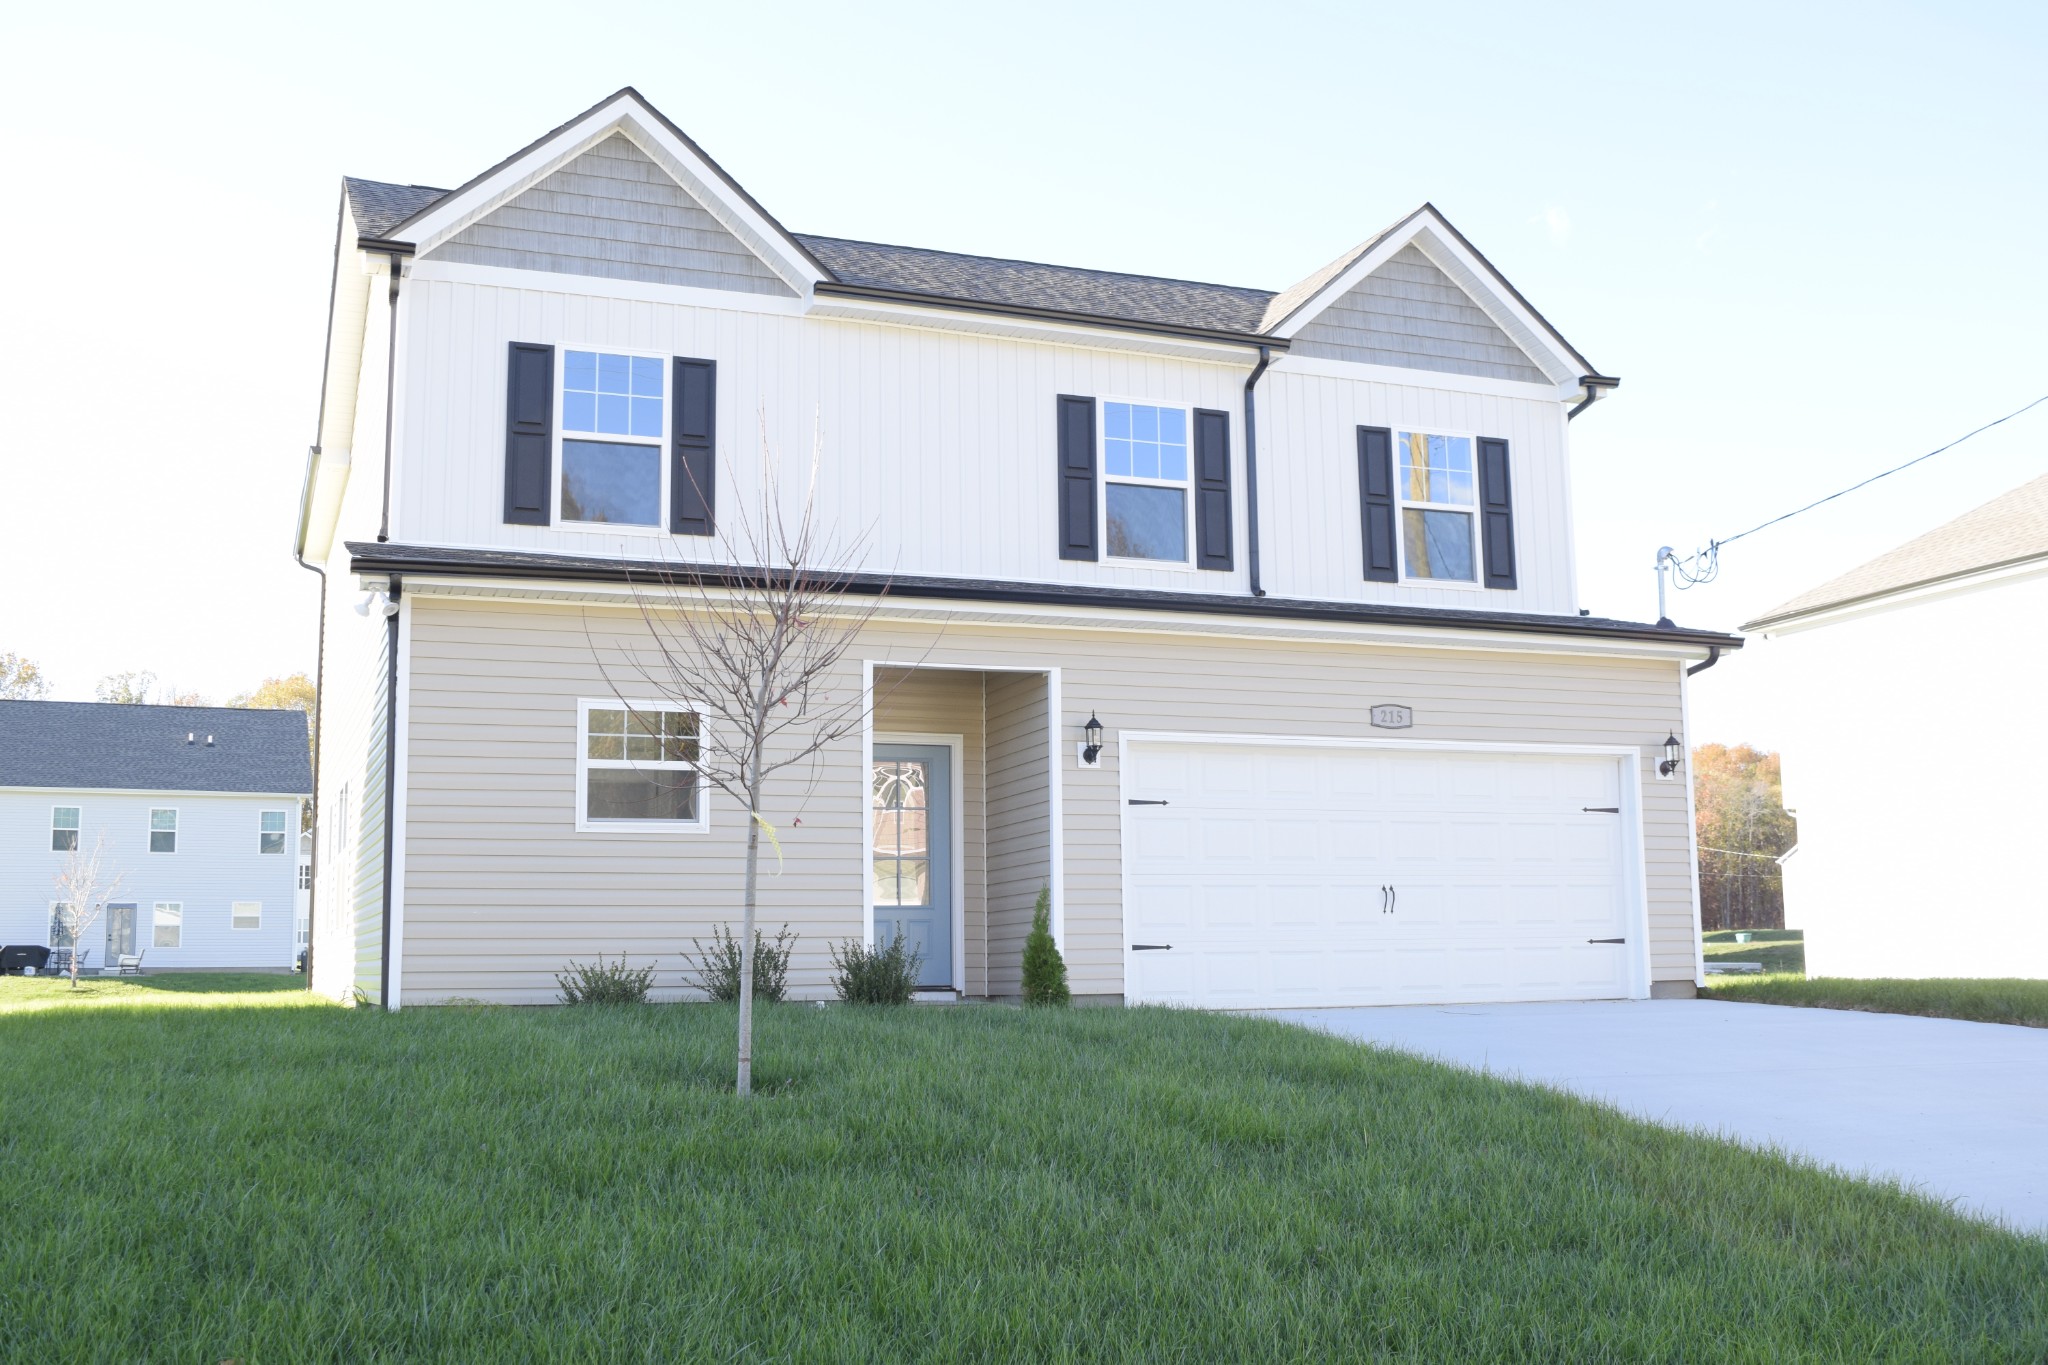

1477,436,1517,589
503,342,554,525
1057,395,1098,561
1192,408,1233,571
671,357,717,537
1357,425,1397,582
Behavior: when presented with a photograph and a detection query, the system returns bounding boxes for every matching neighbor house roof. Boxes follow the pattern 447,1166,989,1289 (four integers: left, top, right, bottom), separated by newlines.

0,701,312,795
1745,472,2048,629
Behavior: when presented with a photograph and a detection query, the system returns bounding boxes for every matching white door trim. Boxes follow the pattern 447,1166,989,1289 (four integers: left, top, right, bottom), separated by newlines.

873,730,968,993
1117,731,1652,1004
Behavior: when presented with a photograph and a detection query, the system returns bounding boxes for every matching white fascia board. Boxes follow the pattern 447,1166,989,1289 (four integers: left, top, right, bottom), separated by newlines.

1269,352,1576,403
300,449,352,564
407,259,809,317
395,574,1719,665
806,296,1263,366
1749,554,2048,638
1265,209,1583,386
392,93,825,293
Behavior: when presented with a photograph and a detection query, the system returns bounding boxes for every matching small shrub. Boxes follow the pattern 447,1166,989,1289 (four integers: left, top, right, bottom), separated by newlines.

555,954,655,1005
688,923,797,1003
1021,885,1070,1005
830,930,922,1005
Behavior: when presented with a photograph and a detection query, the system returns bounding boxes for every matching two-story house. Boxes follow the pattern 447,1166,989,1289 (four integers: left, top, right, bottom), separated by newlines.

295,88,1737,1009
1,702,310,971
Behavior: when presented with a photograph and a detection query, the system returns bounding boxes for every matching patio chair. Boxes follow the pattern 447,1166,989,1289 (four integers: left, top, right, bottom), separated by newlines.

109,951,146,976
46,947,74,976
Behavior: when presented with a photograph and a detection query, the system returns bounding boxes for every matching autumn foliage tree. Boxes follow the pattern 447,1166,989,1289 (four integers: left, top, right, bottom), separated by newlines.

1691,743,1798,930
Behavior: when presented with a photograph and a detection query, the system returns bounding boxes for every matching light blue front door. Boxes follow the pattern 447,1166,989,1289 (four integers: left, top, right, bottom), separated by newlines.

872,743,953,989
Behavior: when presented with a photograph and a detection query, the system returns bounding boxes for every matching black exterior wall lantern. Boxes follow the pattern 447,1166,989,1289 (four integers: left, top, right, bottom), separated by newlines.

1659,733,1684,778
1081,713,1105,767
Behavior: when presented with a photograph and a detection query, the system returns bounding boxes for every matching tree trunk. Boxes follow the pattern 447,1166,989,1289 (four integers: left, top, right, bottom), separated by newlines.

737,797,759,1097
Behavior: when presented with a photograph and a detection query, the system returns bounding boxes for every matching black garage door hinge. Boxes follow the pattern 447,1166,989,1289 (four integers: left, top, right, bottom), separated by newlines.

1587,937,1626,944
1128,799,1169,806
1582,806,1620,813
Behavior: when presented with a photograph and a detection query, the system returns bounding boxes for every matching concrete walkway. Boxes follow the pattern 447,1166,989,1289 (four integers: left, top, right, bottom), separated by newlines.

1260,998,2048,1235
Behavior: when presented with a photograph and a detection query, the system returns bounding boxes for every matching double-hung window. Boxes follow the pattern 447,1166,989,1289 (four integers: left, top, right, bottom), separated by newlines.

559,350,666,527
149,808,178,854
259,810,289,855
232,901,262,931
576,700,707,832
153,902,182,948
51,806,79,852
1396,431,1478,583
1102,401,1192,563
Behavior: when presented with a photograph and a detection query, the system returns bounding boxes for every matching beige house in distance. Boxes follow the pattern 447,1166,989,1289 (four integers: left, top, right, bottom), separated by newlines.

296,89,1737,1009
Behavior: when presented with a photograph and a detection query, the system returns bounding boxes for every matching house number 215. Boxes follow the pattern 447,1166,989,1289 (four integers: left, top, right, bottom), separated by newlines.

1369,704,1413,729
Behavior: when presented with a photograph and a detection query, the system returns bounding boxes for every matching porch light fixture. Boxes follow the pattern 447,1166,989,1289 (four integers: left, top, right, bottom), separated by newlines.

1659,733,1683,778
1081,713,1105,767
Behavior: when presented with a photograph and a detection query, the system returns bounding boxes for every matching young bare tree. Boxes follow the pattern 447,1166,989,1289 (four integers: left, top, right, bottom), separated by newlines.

51,835,125,987
594,424,898,1096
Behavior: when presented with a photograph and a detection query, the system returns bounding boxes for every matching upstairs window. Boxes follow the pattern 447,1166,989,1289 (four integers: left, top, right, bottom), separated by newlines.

1102,401,1191,563
51,806,79,852
560,350,665,527
259,810,290,855
149,808,178,854
299,862,313,891
1397,431,1477,582
576,700,707,832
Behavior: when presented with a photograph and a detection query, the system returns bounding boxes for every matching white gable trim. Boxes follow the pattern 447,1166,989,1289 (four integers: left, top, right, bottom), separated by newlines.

384,91,826,294
1265,209,1587,386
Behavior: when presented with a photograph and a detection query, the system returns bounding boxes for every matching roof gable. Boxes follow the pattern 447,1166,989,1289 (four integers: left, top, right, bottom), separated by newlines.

1287,243,1549,383
0,702,312,795
1747,472,2048,628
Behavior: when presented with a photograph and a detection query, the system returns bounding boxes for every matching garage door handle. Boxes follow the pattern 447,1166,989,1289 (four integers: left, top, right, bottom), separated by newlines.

1128,799,1169,806
1582,806,1620,814
1131,944,1173,951
1587,937,1626,944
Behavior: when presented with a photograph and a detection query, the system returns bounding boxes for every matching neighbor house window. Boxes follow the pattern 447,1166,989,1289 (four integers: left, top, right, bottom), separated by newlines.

298,862,313,891
1102,401,1191,562
51,806,79,852
49,903,73,949
1396,431,1477,582
232,901,262,931
153,902,182,948
560,350,665,527
259,810,289,855
576,699,706,832
149,808,178,854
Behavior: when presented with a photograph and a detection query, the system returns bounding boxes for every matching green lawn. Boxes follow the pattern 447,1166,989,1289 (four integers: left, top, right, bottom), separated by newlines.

1707,974,2048,1029
1702,928,1806,976
3,978,2044,1360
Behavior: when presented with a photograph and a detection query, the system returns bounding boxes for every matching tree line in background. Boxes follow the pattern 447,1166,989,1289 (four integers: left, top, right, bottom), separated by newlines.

1692,743,1797,931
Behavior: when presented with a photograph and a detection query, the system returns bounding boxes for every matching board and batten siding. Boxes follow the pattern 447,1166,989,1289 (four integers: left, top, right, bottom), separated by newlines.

423,134,795,297
873,667,987,994
1290,244,1549,383
397,596,1693,1004
388,275,1578,616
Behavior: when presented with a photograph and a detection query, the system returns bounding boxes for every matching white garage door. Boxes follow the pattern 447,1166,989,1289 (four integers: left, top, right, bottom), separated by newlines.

1122,740,1641,1009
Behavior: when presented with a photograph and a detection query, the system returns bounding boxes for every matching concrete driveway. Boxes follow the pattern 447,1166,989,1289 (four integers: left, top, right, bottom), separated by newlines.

1261,998,2048,1235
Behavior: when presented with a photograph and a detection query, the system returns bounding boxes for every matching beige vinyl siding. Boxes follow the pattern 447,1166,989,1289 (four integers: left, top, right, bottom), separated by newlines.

399,597,1694,1004
984,673,1053,996
873,668,986,994
1290,244,1548,383
425,134,794,296
350,626,390,1003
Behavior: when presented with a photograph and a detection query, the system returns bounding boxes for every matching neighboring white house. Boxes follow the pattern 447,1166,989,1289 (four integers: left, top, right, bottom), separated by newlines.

1745,473,2048,979
297,88,1739,1010
296,830,313,961
1,702,312,971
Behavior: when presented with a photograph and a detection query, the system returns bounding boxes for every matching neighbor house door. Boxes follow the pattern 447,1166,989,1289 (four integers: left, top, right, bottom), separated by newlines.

105,903,137,959
871,743,954,989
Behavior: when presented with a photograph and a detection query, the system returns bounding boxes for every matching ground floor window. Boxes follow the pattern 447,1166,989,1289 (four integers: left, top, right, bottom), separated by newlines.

153,902,182,949
576,699,706,831
232,901,262,931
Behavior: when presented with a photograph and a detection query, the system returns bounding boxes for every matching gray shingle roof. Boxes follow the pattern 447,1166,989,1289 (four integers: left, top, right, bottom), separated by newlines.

1746,472,2048,628
345,177,448,239
0,702,312,795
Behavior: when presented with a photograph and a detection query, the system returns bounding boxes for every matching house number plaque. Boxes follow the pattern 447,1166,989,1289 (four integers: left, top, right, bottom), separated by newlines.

1369,704,1413,729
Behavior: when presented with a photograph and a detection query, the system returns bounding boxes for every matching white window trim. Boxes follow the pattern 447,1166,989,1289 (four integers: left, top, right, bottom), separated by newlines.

1098,396,1198,570
574,697,712,835
153,901,183,949
553,345,671,535
259,809,290,854
231,901,263,931
148,806,179,854
1392,426,1484,590
51,804,80,853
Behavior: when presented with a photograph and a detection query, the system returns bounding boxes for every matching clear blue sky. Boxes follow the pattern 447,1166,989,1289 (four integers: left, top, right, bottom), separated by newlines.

1,0,2041,744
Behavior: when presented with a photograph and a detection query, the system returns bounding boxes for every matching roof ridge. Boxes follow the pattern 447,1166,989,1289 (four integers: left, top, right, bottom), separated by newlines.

793,232,1277,297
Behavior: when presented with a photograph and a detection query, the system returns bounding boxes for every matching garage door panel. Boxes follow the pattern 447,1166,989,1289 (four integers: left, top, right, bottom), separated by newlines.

1125,741,1639,1009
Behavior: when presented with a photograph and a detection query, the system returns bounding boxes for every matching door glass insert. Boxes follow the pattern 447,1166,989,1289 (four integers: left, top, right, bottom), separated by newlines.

871,760,930,907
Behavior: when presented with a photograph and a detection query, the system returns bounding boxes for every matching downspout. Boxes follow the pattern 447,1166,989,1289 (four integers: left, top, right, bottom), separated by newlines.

1567,374,1619,420
379,575,402,1008
1685,645,1722,677
1242,344,1273,597
376,252,404,542
292,453,326,993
